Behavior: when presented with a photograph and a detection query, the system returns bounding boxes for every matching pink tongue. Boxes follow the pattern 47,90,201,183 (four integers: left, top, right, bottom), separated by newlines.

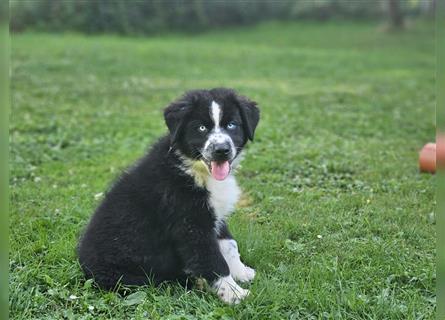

210,161,230,181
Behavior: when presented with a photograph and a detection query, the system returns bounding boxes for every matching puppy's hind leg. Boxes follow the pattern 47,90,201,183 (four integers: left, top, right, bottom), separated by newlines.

84,266,151,290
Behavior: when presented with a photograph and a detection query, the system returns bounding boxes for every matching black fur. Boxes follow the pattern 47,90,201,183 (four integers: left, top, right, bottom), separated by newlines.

77,88,259,290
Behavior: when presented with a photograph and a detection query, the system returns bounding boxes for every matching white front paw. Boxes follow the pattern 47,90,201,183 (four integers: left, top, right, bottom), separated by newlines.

218,239,256,283
233,265,256,283
212,276,250,304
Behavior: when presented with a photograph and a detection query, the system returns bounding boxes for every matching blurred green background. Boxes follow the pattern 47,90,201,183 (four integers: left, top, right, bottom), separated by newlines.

9,1,437,319
10,0,435,34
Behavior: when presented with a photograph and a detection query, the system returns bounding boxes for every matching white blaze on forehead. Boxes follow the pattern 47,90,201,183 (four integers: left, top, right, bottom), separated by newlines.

211,101,221,131
203,100,237,162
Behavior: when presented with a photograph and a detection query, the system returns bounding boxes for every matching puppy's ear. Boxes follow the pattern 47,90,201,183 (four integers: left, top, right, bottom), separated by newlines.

164,99,190,146
236,95,260,141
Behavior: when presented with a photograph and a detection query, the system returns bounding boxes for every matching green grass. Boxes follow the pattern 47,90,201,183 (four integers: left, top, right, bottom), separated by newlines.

10,21,436,319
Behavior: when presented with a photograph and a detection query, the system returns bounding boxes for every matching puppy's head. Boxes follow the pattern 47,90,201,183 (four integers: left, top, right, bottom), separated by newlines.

164,88,259,181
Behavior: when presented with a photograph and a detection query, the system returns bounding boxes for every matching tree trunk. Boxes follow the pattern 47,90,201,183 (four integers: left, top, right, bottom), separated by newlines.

388,0,404,29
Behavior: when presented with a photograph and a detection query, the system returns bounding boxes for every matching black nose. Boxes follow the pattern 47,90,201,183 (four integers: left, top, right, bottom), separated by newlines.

212,143,231,159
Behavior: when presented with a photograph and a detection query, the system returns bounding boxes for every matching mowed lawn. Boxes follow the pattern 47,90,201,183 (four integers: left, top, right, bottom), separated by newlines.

10,21,435,319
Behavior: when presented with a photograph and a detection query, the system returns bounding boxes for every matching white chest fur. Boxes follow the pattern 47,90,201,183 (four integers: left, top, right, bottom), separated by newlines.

206,175,241,228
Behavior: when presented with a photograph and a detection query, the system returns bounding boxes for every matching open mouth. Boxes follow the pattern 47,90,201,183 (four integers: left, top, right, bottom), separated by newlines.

201,159,232,181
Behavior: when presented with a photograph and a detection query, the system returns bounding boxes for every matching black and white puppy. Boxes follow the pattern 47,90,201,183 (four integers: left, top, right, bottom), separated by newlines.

77,88,260,304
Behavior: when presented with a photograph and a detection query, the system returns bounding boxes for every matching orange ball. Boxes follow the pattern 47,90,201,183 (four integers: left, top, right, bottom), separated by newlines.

419,143,436,173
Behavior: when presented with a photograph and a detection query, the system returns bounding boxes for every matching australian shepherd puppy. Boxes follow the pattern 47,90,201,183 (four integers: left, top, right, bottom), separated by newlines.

77,88,260,304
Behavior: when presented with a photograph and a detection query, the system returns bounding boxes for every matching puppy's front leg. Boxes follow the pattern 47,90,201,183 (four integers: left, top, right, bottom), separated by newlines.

217,222,256,283
218,239,256,283
175,227,249,304
211,274,250,304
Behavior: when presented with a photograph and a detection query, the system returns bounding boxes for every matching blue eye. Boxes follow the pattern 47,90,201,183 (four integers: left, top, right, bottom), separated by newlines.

198,125,207,132
226,121,237,130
